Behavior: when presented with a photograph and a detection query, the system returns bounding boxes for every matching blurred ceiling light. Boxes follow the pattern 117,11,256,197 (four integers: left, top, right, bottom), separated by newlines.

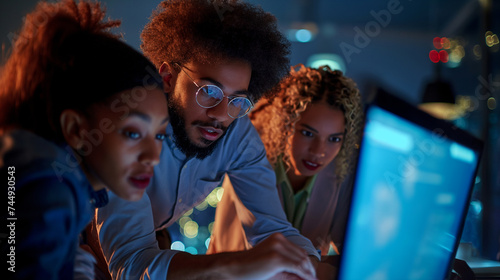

307,53,346,73
418,79,467,120
286,22,318,43
295,29,312,42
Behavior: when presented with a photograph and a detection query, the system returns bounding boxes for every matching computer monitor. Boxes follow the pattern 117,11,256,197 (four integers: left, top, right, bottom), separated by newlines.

338,91,483,280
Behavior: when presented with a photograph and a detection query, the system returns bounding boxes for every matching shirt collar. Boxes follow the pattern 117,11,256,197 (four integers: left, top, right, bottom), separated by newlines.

275,157,317,196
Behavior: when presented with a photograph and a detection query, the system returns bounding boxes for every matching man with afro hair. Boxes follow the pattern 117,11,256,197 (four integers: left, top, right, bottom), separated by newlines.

96,0,320,279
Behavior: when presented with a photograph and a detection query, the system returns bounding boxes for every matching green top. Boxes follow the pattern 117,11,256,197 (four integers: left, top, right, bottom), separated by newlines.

276,159,317,230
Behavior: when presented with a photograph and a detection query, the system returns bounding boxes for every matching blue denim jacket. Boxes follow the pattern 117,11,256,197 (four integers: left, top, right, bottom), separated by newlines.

0,130,106,279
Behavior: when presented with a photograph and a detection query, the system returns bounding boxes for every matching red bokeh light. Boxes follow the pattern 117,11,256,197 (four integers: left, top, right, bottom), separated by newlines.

433,37,442,49
429,50,440,63
439,50,449,63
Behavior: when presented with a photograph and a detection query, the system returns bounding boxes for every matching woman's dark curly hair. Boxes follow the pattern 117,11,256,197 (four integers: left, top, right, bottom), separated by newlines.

141,0,291,102
250,64,364,184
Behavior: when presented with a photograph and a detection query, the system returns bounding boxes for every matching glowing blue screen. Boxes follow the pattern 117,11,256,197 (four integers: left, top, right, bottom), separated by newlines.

339,106,479,280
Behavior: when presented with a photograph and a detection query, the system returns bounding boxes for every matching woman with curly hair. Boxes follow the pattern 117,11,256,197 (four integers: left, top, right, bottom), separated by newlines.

209,64,364,276
252,64,362,191
0,0,169,278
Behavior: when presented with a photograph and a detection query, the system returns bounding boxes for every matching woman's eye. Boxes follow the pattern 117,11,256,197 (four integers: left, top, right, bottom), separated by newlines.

301,130,313,137
156,133,167,140
124,131,141,139
330,137,343,143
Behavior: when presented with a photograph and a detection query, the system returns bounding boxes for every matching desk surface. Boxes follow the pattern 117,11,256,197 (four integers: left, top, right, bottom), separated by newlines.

466,258,500,279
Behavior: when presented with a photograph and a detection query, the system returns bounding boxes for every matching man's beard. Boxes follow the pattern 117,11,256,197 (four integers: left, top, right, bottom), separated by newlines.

167,97,227,160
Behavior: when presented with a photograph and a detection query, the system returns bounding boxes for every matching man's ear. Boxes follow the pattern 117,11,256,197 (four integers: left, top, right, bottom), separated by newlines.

159,62,177,93
60,109,89,150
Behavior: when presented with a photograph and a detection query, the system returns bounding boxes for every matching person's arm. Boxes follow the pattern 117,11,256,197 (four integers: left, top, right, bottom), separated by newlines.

74,245,96,280
168,233,316,280
96,192,178,279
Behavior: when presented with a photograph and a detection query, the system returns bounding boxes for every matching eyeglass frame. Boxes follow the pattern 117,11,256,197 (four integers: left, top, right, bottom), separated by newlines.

173,63,254,119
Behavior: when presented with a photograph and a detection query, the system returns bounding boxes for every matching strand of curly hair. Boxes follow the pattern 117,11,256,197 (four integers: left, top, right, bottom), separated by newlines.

250,64,364,185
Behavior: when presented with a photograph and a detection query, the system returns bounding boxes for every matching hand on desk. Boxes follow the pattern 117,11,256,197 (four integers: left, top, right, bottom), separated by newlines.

267,256,319,280
267,254,340,280
232,232,317,280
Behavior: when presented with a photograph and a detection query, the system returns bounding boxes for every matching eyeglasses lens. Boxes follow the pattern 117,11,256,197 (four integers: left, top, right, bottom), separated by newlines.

196,85,252,118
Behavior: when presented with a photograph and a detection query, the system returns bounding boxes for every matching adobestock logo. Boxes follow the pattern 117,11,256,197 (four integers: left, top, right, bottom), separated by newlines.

340,0,408,63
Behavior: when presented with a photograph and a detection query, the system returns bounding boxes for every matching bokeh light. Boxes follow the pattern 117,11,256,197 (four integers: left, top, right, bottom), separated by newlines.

485,31,499,47
430,37,464,66
473,45,482,60
439,50,449,63
185,247,198,255
471,200,482,215
168,186,222,255
429,50,440,63
171,241,185,251
487,97,496,110
295,29,312,43
206,187,221,208
195,200,209,211
441,37,451,49
307,53,346,73
183,220,199,238
179,216,192,229
433,37,442,49
183,208,193,217
216,188,224,201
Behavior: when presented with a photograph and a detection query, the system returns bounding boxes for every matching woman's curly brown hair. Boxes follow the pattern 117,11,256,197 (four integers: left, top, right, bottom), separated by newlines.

250,64,364,184
141,0,290,102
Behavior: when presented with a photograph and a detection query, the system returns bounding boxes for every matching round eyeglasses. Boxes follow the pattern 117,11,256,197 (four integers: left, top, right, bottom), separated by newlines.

176,64,254,119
